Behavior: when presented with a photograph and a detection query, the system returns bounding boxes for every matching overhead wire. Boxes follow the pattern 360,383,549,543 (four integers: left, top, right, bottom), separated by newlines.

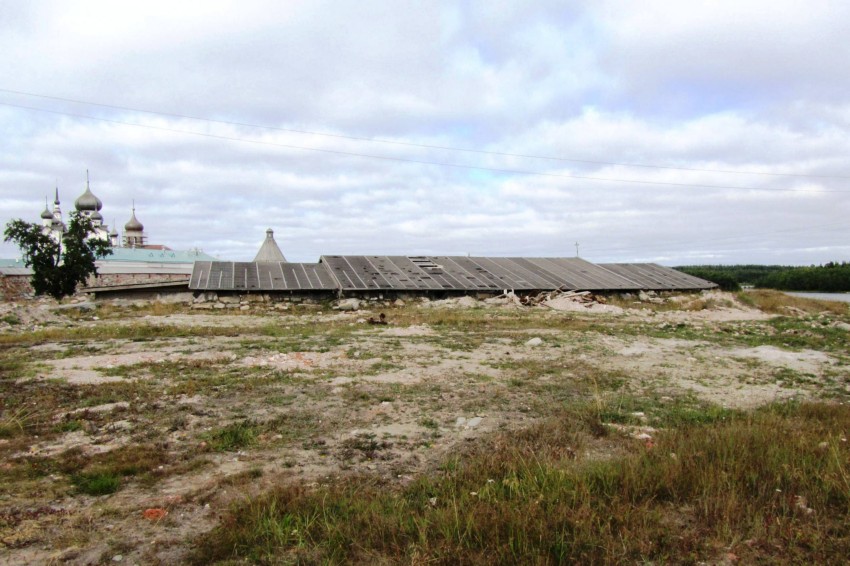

1,87,848,180
581,219,850,257
2,89,847,261
2,101,849,194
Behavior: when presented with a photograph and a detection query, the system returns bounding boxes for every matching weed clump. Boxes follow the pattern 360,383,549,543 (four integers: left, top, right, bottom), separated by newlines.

204,420,260,452
72,471,121,495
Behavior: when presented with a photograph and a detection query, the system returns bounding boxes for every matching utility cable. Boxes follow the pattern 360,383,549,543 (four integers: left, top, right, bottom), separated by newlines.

3,101,849,194
1,87,847,180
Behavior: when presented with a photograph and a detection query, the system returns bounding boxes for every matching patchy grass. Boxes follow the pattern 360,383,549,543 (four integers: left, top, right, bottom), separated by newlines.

192,401,850,565
204,420,261,452
0,407,45,438
0,323,241,346
739,289,849,316
2,294,848,563
1,313,21,325
72,471,122,496
596,394,739,427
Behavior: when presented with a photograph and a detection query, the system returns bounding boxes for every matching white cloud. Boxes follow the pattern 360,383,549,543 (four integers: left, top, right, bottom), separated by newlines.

1,1,849,266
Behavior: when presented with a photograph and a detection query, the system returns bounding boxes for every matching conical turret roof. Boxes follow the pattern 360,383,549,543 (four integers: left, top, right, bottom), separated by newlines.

253,228,287,262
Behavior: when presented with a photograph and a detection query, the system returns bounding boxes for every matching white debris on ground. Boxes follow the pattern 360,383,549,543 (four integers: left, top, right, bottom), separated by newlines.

542,291,625,313
240,351,320,370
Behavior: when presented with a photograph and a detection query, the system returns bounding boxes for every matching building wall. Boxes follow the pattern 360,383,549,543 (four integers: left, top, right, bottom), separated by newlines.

0,274,33,300
0,272,191,300
90,272,190,287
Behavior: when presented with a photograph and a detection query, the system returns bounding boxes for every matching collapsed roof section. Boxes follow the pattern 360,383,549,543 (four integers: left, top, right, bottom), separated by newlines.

189,255,715,293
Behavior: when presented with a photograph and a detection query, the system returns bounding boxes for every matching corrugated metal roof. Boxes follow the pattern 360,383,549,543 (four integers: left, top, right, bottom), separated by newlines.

0,259,26,268
1,249,215,266
598,263,717,290
190,261,338,291
190,256,715,292
0,267,32,276
104,248,216,263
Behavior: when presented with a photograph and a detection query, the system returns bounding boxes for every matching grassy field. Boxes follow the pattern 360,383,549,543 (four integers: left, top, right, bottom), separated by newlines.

0,290,848,564
193,402,850,564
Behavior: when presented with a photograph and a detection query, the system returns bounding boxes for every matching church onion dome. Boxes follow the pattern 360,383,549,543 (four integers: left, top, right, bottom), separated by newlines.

75,184,103,212
125,209,144,232
40,204,53,219
91,210,103,222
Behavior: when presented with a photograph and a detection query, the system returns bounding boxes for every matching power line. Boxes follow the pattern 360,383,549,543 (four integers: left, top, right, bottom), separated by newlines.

3,101,849,194
581,219,849,256
1,87,848,181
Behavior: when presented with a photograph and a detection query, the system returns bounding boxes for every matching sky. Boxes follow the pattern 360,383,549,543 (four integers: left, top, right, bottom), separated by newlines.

1,0,849,265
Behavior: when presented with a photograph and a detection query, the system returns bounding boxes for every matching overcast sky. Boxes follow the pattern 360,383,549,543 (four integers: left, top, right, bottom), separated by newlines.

1,1,848,265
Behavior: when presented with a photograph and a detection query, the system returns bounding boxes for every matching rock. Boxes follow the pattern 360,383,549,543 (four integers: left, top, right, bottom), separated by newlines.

525,337,543,347
337,298,361,311
456,296,479,308
393,299,405,306
54,302,96,312
455,416,482,430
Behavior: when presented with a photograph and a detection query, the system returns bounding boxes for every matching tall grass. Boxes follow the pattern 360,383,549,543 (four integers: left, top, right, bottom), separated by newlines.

192,401,850,564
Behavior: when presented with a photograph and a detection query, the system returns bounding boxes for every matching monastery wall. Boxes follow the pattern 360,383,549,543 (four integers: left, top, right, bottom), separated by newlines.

0,272,191,300
0,274,34,301
90,272,190,287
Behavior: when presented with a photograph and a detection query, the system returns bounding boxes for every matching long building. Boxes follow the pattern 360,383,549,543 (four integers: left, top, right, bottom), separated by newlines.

189,232,715,298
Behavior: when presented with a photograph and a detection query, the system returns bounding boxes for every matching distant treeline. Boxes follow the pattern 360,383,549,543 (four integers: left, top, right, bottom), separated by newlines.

675,262,850,292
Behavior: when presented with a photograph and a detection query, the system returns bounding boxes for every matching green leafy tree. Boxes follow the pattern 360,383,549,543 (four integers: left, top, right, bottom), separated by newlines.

4,212,113,300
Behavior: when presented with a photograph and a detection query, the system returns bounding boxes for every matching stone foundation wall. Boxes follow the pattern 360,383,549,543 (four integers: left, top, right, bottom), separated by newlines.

190,291,334,310
1,272,192,301
0,275,33,300
89,272,191,287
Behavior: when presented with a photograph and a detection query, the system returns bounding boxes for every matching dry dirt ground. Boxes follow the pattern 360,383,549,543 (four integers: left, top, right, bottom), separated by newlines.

1,291,849,564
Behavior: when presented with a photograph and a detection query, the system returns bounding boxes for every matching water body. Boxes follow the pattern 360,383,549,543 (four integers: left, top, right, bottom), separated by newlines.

784,292,850,304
